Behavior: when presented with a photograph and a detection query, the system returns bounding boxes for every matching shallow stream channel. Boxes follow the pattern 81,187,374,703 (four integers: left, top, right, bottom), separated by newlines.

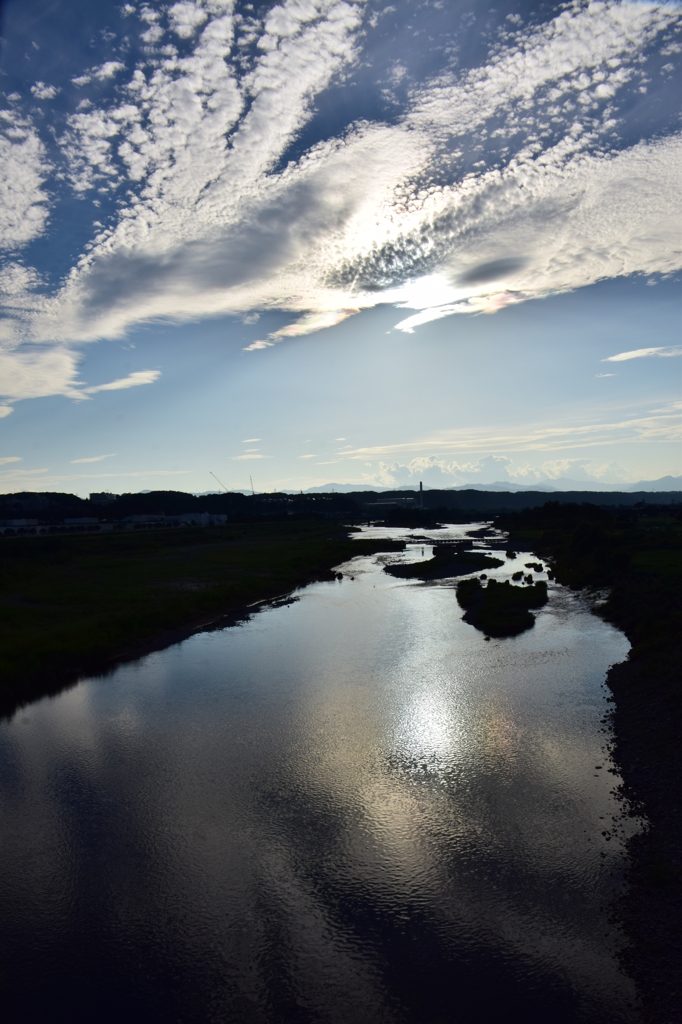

0,524,640,1023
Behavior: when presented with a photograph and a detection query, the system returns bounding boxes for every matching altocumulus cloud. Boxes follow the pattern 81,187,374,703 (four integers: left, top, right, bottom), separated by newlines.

0,0,681,402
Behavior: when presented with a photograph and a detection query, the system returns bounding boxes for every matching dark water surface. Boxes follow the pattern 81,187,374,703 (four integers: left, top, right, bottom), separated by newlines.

0,526,638,1023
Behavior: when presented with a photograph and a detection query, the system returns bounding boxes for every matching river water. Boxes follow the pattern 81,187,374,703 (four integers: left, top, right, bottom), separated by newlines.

0,525,638,1023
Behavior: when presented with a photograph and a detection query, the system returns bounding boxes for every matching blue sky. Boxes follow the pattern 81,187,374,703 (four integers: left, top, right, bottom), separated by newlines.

0,0,680,494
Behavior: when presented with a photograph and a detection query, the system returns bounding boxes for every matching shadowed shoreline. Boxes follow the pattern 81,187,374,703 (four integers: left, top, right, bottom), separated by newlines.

497,502,682,1024
0,521,405,721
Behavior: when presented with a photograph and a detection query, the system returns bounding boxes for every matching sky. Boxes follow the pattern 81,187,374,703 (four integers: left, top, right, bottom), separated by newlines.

0,0,680,496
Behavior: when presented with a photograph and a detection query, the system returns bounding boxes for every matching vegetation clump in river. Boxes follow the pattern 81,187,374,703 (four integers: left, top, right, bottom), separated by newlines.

456,577,548,637
384,544,504,580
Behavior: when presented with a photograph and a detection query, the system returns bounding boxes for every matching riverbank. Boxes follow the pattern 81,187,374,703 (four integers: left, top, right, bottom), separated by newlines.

497,502,682,1024
0,521,404,719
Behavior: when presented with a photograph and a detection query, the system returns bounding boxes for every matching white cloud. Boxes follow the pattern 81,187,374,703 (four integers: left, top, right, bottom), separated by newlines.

52,3,682,343
60,103,142,193
342,401,682,460
0,264,35,294
141,23,164,43
0,456,21,465
140,5,160,22
0,406,13,418
0,467,48,489
0,347,82,402
30,82,60,100
244,309,359,350
94,61,127,80
387,131,682,328
393,302,479,333
407,1,670,141
0,111,50,250
0,467,190,494
362,451,660,489
169,1,208,38
0,350,160,405
603,345,682,362
0,265,48,348
507,458,637,485
71,453,116,463
370,454,515,488
82,369,161,393
1,0,681,403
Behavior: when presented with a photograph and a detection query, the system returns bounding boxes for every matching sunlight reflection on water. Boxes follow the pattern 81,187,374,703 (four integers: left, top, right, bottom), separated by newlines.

0,524,638,1024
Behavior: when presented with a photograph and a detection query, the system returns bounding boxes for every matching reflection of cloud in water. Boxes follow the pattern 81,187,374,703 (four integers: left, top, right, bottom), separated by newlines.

0,531,636,1022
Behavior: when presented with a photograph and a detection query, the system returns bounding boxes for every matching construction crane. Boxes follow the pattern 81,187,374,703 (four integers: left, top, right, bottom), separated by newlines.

210,471,229,493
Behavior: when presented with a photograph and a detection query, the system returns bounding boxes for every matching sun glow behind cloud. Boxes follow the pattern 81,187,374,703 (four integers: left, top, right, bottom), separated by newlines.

0,0,680,410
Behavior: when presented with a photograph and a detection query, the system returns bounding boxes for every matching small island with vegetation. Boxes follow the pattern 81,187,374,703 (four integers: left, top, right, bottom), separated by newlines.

384,543,504,580
456,576,548,637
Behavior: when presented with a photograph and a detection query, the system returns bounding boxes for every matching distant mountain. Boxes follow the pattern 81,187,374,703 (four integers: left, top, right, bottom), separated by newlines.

302,483,395,493
624,475,682,492
449,478,623,492
454,476,682,492
450,481,555,492
304,475,682,494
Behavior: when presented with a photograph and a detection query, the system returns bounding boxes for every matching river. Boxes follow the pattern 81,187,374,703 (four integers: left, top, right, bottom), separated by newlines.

0,524,639,1023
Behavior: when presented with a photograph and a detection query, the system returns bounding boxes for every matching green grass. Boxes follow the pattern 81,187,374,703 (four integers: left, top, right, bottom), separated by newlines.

0,521,402,713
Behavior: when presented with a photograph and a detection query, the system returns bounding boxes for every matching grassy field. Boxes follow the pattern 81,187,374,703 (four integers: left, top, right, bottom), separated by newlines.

0,521,403,715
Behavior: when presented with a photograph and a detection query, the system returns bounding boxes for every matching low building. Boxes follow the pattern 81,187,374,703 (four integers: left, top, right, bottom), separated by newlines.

165,513,227,526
